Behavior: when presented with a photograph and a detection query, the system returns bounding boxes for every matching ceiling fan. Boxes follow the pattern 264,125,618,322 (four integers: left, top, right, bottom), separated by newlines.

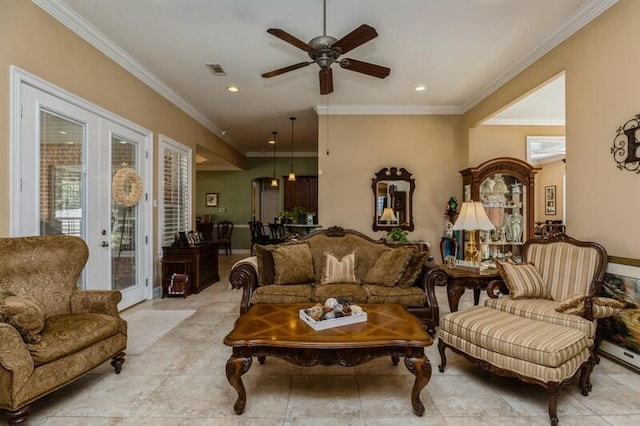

261,0,390,95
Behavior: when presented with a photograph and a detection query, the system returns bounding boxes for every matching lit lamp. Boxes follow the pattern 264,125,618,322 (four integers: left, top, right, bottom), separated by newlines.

452,201,495,263
379,207,397,224
288,117,297,181
270,131,278,187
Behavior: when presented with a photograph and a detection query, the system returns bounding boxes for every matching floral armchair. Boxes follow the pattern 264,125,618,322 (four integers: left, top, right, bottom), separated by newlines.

0,236,127,424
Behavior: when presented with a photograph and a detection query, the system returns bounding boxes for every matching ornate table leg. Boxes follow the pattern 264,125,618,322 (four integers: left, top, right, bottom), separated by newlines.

447,279,465,312
225,355,252,414
404,355,432,416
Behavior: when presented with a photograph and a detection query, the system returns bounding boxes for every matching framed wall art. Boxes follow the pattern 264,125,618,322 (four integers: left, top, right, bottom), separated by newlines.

545,185,556,215
598,257,640,372
205,192,218,207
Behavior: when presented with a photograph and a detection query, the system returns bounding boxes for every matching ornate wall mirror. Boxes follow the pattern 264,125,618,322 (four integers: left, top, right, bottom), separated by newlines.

372,167,415,231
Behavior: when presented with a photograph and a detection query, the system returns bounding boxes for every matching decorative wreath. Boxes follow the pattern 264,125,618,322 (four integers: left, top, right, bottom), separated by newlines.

112,167,143,208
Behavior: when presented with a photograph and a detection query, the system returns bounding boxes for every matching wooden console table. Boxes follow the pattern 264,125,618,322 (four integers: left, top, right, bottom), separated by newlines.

162,242,219,293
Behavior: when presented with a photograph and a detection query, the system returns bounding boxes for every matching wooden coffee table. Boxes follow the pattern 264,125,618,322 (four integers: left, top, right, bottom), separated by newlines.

223,303,433,416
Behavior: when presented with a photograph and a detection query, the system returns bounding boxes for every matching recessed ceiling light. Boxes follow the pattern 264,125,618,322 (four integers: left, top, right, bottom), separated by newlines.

268,139,275,144
59,131,67,135
227,86,239,93
415,85,427,92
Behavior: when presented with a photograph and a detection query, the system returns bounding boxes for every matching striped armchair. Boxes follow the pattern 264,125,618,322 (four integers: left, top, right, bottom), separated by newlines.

437,234,622,426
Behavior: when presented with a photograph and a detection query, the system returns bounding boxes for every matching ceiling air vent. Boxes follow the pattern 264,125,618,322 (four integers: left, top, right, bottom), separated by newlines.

206,64,227,76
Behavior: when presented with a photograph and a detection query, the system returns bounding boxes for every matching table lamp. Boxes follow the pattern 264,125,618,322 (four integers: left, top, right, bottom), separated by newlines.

452,201,495,263
379,207,397,224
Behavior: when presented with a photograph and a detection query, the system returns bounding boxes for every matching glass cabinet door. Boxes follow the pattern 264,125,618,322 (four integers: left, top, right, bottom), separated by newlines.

478,173,526,262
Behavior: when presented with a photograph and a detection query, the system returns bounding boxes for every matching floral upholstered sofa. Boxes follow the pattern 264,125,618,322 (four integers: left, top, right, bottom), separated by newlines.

0,236,127,424
229,226,446,335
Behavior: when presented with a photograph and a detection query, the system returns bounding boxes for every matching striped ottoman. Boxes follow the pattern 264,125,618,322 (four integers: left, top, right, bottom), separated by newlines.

438,305,590,384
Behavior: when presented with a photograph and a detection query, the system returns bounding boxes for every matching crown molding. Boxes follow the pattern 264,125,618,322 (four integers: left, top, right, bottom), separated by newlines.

313,104,463,116
32,0,242,152
482,118,566,126
462,0,619,113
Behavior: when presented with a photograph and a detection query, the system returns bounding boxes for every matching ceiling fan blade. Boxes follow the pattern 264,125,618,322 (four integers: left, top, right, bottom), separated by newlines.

339,58,390,79
319,68,334,95
262,61,312,78
332,24,378,54
267,28,315,53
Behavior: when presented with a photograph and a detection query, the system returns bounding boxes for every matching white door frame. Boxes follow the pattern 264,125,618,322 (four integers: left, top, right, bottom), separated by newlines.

10,66,154,307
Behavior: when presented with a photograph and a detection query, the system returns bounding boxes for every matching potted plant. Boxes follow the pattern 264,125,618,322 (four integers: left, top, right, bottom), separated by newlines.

385,227,409,243
291,206,307,224
279,211,294,224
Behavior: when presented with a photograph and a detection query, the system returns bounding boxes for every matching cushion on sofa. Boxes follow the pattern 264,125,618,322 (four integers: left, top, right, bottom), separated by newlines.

320,251,358,284
364,285,427,305
254,244,277,286
272,242,315,285
396,251,431,288
364,247,415,287
497,261,550,299
555,294,625,318
251,284,313,304
0,291,45,344
26,312,120,366
484,297,596,338
314,283,370,303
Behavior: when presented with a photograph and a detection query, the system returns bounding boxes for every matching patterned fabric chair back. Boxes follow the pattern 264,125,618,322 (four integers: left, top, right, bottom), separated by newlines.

523,236,607,301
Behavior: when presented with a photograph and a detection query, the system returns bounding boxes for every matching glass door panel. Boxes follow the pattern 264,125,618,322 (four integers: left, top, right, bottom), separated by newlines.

39,110,85,238
111,136,139,292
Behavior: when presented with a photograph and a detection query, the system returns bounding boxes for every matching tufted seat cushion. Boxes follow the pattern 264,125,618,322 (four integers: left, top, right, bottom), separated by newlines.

251,284,313,304
440,306,589,368
26,313,120,366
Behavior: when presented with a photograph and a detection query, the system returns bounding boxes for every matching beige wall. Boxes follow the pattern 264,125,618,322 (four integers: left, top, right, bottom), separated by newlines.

464,0,638,258
469,125,566,222
318,114,465,248
0,1,245,242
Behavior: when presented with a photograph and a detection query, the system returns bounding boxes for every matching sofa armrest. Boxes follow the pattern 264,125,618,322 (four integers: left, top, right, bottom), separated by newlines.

419,262,447,305
0,323,35,397
229,258,259,315
70,290,122,316
487,279,509,298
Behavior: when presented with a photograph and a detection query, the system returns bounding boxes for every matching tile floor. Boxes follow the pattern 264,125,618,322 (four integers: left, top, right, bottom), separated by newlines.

2,254,640,425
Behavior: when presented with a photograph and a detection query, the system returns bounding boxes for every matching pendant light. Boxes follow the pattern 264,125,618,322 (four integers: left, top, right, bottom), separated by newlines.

270,131,278,187
288,117,297,181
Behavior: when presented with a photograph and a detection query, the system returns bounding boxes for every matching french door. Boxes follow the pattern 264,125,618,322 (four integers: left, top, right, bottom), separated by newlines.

13,70,152,309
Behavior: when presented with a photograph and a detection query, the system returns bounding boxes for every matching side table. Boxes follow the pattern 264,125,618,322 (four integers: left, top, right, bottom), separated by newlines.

438,265,500,312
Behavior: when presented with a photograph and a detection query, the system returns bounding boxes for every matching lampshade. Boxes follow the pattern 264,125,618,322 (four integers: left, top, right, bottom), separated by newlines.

379,207,397,223
452,202,495,231
288,117,296,181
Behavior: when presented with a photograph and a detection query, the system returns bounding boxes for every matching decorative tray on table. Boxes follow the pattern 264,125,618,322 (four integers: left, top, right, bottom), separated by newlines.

299,298,367,331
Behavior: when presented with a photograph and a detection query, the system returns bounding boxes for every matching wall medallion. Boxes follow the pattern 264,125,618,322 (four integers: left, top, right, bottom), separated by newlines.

612,114,640,174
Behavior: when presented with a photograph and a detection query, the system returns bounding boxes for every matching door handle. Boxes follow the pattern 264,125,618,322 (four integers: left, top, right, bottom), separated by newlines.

100,241,109,248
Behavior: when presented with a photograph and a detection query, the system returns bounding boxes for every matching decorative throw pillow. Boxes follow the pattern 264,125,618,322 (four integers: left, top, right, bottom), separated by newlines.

555,294,625,318
320,251,358,284
272,242,315,285
364,247,415,287
254,244,276,286
0,291,45,344
396,251,431,288
496,261,550,299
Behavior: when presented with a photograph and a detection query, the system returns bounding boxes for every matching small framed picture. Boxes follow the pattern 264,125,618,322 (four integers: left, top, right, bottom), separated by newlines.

545,186,556,215
206,193,218,207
